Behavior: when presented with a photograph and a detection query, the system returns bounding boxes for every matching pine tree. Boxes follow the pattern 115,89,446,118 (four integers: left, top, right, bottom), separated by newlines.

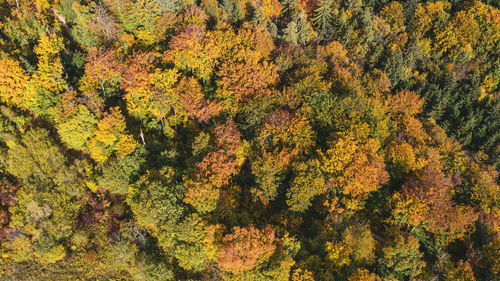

312,0,333,35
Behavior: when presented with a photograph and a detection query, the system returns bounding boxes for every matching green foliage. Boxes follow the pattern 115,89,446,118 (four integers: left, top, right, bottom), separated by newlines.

378,233,426,280
0,0,498,280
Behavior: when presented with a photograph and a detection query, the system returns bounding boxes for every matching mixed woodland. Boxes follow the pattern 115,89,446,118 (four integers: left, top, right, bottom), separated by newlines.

0,0,499,280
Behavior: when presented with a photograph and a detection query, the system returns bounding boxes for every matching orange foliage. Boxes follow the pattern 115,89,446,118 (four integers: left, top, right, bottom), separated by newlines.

184,120,247,212
164,25,220,80
176,77,222,123
216,60,278,114
80,48,123,93
258,109,315,153
393,166,478,243
217,226,277,273
348,268,380,281
321,137,389,198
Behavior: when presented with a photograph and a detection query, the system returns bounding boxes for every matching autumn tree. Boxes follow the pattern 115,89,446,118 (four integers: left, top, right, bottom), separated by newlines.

320,136,389,214
286,159,326,212
54,91,98,151
0,58,28,106
79,48,123,100
22,33,66,116
390,166,477,244
215,60,278,115
87,107,138,163
378,233,425,280
184,120,248,213
176,76,221,123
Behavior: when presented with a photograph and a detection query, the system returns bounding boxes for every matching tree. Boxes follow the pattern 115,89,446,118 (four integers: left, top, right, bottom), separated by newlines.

291,268,315,281
320,136,389,213
163,25,220,80
348,268,380,281
22,33,66,116
251,148,296,205
325,224,376,271
217,225,276,273
312,0,333,35
4,128,66,183
286,159,326,212
378,233,425,280
173,214,218,273
87,107,138,163
269,110,316,151
390,166,478,244
126,166,185,256
79,48,123,100
54,92,98,151
176,76,221,123
0,58,28,106
184,120,248,213
381,2,405,31
121,53,189,131
215,60,278,115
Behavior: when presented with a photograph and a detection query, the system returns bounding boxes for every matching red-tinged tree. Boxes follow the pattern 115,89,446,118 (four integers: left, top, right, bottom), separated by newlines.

176,76,222,123
79,48,123,97
231,24,276,64
251,109,315,205
386,90,424,117
184,120,247,213
216,60,278,115
300,0,319,17
0,179,17,241
391,166,477,243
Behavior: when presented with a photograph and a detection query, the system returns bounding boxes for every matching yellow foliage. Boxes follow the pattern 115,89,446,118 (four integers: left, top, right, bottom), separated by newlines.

32,33,65,92
292,269,315,281
88,107,137,163
115,134,138,157
35,244,66,265
413,1,451,37
381,1,406,34
0,58,28,106
325,242,351,270
436,11,480,60
348,268,380,281
320,136,388,198
387,140,425,173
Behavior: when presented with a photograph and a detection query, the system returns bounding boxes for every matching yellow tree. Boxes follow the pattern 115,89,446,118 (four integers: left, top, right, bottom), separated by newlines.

286,159,327,212
23,33,66,116
436,10,480,60
87,107,137,163
121,53,187,125
54,92,98,151
320,136,389,214
163,25,221,80
0,58,28,106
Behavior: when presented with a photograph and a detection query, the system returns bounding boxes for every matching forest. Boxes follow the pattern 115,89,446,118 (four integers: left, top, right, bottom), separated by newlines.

0,0,499,280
